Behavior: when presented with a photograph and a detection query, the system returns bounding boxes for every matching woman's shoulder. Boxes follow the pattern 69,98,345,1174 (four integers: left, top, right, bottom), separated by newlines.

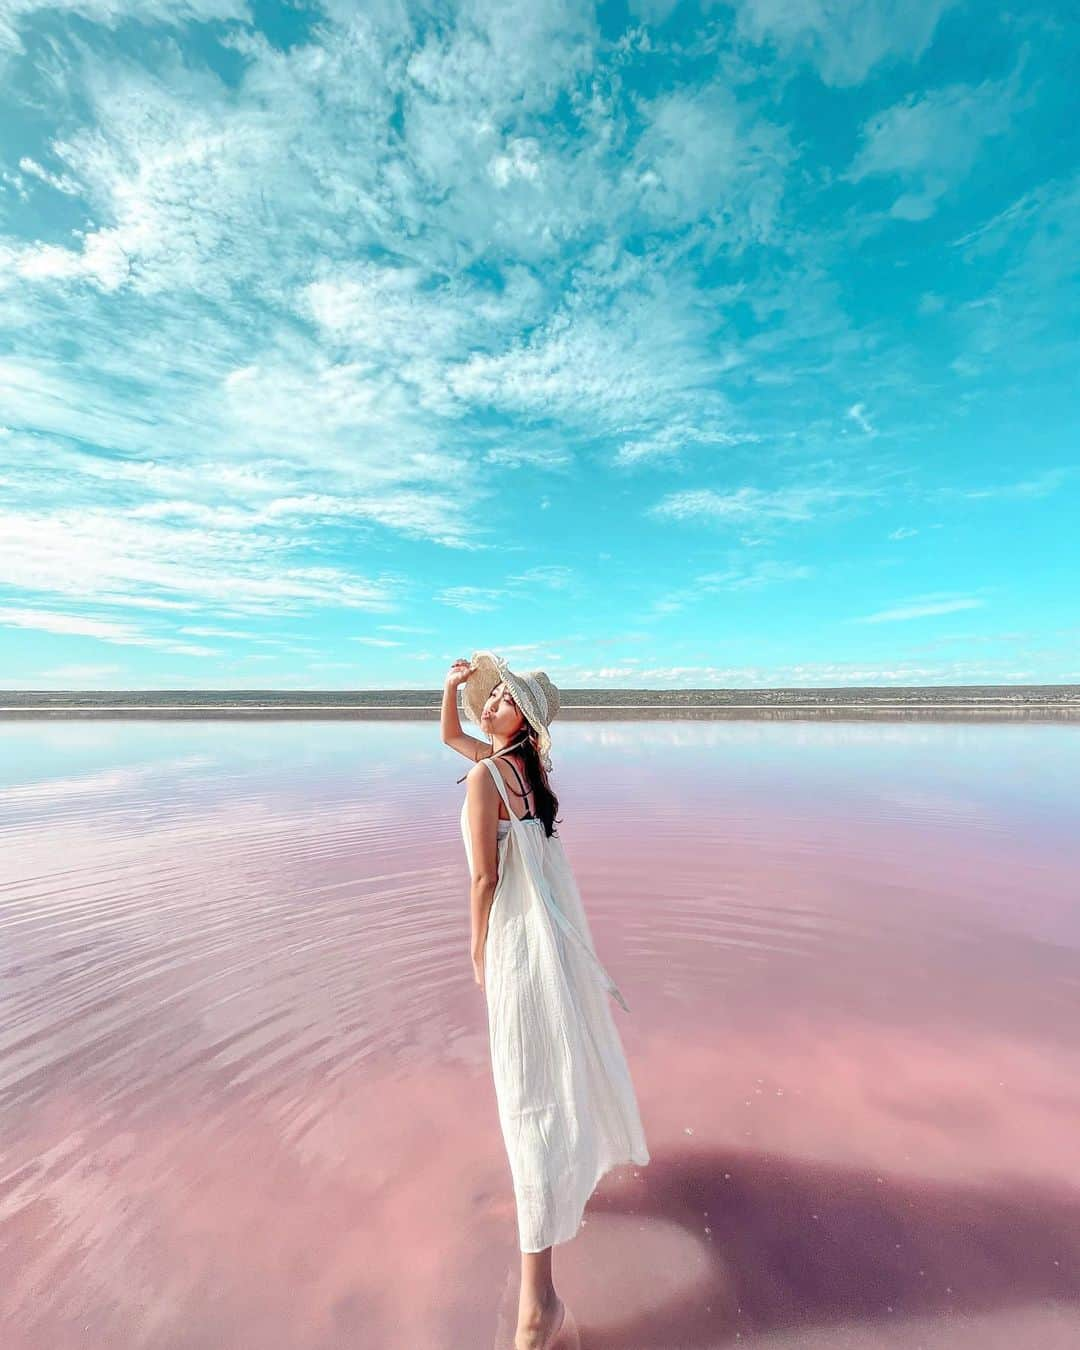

466,751,524,779
464,756,510,794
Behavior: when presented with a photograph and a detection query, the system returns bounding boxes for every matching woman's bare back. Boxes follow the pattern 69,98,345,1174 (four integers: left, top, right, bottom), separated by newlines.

483,749,536,822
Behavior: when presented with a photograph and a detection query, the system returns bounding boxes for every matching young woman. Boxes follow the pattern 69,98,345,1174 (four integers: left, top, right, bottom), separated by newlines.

442,651,650,1350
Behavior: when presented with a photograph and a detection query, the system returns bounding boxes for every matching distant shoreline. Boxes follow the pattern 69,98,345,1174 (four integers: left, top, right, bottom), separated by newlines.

2,684,1078,722
1,708,1077,725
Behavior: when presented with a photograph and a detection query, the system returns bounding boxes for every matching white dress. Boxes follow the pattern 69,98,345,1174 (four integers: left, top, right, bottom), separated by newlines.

460,754,650,1252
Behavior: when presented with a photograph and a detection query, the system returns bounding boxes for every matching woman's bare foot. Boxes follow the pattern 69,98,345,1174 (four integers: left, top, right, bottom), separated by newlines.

514,1291,565,1350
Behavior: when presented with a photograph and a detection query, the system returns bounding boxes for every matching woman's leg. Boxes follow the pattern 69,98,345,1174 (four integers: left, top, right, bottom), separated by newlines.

516,1246,562,1346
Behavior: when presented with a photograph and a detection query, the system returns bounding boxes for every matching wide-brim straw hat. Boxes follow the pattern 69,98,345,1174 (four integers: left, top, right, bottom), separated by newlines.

460,650,560,773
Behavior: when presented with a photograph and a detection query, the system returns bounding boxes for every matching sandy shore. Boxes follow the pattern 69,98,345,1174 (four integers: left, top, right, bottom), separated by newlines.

2,685,1078,721
3,703,1079,722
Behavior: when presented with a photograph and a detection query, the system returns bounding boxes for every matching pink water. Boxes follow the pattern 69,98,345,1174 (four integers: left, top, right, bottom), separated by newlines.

2,718,1079,1349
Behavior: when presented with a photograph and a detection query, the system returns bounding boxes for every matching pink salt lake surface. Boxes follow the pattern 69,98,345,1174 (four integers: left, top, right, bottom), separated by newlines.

2,717,1080,1350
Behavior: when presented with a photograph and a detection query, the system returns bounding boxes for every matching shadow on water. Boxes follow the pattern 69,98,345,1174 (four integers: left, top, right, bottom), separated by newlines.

524,1147,1080,1348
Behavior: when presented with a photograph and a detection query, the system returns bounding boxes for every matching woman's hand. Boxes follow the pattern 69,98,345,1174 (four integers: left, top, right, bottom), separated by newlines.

472,945,485,992
446,658,474,690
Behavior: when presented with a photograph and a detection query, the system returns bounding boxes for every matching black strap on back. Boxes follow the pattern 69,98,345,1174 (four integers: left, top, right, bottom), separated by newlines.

503,756,535,818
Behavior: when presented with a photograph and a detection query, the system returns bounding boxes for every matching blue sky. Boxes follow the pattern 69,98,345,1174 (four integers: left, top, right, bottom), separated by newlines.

0,0,1077,691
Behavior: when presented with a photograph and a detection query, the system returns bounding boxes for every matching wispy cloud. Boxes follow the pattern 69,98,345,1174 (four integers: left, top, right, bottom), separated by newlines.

732,0,960,88
0,1,799,631
844,70,1022,220
929,468,1075,501
435,586,504,613
0,605,217,654
0,2,1074,686
649,557,812,616
37,662,123,680
947,171,1080,377
614,417,758,466
648,484,879,526
177,626,279,642
508,565,575,590
567,656,1035,687
17,154,81,193
0,504,404,616
0,0,249,57
846,402,877,435
697,560,814,590
853,596,986,624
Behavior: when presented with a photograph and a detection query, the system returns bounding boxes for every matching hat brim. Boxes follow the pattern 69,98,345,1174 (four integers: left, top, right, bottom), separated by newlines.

460,650,507,729
460,650,554,771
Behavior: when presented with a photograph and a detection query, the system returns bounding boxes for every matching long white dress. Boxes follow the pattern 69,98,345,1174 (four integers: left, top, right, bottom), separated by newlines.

461,754,650,1252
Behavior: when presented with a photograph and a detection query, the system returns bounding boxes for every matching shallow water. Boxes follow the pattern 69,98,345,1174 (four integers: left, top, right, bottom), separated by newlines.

2,718,1079,1349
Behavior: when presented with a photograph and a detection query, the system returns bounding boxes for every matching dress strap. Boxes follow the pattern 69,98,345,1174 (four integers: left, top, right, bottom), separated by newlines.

502,756,535,816
482,754,515,817
481,758,631,1014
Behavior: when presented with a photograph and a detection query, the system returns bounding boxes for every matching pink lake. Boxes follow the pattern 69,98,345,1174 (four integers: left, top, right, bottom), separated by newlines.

2,716,1080,1349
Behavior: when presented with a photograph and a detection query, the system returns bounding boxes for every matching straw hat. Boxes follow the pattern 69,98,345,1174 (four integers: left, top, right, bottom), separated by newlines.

460,650,560,772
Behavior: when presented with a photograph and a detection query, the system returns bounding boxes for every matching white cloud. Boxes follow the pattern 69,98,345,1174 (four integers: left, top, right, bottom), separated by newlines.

630,81,792,239
507,565,575,590
733,0,960,87
0,0,1069,683
298,258,541,370
37,662,122,679
441,268,744,433
403,0,597,120
178,625,278,641
0,10,800,628
0,0,249,56
480,439,572,470
948,172,1080,375
950,184,1050,257
846,402,876,435
699,560,813,588
930,468,1074,501
648,483,879,525
17,155,81,194
647,555,812,615
854,596,986,623
0,604,216,654
489,138,543,187
0,505,404,616
845,73,1020,218
614,416,757,466
435,586,504,613
566,655,1039,687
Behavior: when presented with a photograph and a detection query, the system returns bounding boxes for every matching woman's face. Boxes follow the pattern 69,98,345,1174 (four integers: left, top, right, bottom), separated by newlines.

481,681,525,739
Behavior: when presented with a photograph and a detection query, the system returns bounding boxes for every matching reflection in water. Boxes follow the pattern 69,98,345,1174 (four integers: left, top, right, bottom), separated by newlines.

1,718,1079,1348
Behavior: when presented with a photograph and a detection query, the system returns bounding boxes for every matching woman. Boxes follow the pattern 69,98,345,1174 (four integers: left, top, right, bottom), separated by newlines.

442,652,650,1350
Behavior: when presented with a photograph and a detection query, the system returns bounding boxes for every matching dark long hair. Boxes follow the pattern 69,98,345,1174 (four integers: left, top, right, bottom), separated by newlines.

459,720,561,838
505,721,561,839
